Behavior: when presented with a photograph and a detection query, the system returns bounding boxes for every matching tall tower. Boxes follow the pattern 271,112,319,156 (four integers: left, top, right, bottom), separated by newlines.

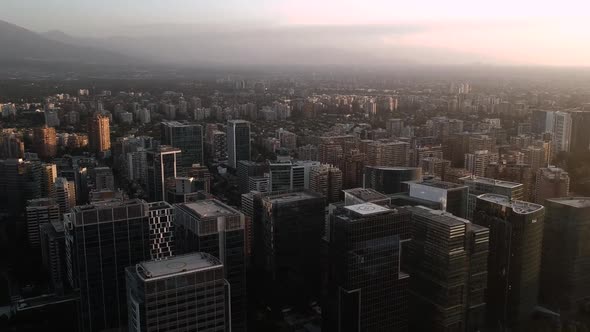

33,126,57,159
535,166,570,204
160,121,204,171
174,199,247,331
146,145,181,202
126,253,229,332
53,177,76,217
406,206,489,331
459,176,524,221
553,111,572,153
541,197,590,316
227,120,251,169
474,194,544,330
309,164,342,203
64,199,151,332
88,113,111,154
323,202,412,331
26,198,60,248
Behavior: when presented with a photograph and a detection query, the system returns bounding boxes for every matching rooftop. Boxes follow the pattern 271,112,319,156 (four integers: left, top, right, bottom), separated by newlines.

343,188,388,202
546,197,590,208
344,202,391,216
148,201,173,211
136,252,222,281
366,166,421,171
264,190,323,204
477,194,543,214
410,205,470,226
409,180,466,190
459,176,522,188
183,199,240,218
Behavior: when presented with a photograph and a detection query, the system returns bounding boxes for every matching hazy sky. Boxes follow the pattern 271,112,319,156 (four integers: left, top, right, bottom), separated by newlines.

3,0,590,66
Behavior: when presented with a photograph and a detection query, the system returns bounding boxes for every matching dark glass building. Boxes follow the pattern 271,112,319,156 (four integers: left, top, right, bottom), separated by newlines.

174,199,247,332
126,252,228,332
146,145,181,202
407,179,469,218
406,206,489,332
474,194,544,331
364,166,422,194
322,202,412,332
255,191,325,312
570,111,590,153
160,121,204,170
540,197,590,317
64,199,151,332
236,160,267,194
227,120,251,169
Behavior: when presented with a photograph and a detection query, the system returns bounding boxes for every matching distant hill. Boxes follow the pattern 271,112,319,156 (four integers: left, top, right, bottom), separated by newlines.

0,20,142,66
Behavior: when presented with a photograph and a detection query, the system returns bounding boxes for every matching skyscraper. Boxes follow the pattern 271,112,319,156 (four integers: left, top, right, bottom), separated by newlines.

64,199,151,332
541,197,590,317
40,220,67,294
406,206,489,331
407,179,469,218
236,160,267,194
53,177,76,217
174,199,246,331
126,252,228,332
323,202,411,331
309,164,343,203
342,149,365,189
553,111,572,153
160,121,204,170
256,191,325,312
474,194,544,330
88,113,111,154
535,166,570,204
570,110,590,153
364,166,422,194
26,198,60,248
227,120,251,169
147,201,175,260
146,145,181,202
33,126,57,159
366,141,410,167
464,150,499,177
459,176,524,221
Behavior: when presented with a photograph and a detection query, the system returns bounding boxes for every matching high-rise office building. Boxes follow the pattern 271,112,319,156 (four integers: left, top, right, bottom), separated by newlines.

40,220,67,294
33,126,57,159
237,160,267,194
570,110,590,153
364,166,422,194
531,110,550,134
386,118,404,137
553,111,572,153
147,201,174,260
342,149,365,189
323,202,412,331
309,164,342,203
474,194,544,330
227,120,251,169
209,130,227,160
535,166,570,204
460,176,524,221
318,143,344,169
36,162,58,197
88,113,111,154
407,179,469,218
406,206,489,331
126,252,228,332
255,191,325,312
541,197,590,317
421,157,451,178
174,199,246,331
53,177,76,217
267,160,320,192
160,121,204,170
26,198,60,248
64,199,151,332
146,145,181,202
464,150,499,177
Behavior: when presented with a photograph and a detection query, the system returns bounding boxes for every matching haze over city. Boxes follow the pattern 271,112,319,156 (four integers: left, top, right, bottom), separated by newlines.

2,0,590,67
